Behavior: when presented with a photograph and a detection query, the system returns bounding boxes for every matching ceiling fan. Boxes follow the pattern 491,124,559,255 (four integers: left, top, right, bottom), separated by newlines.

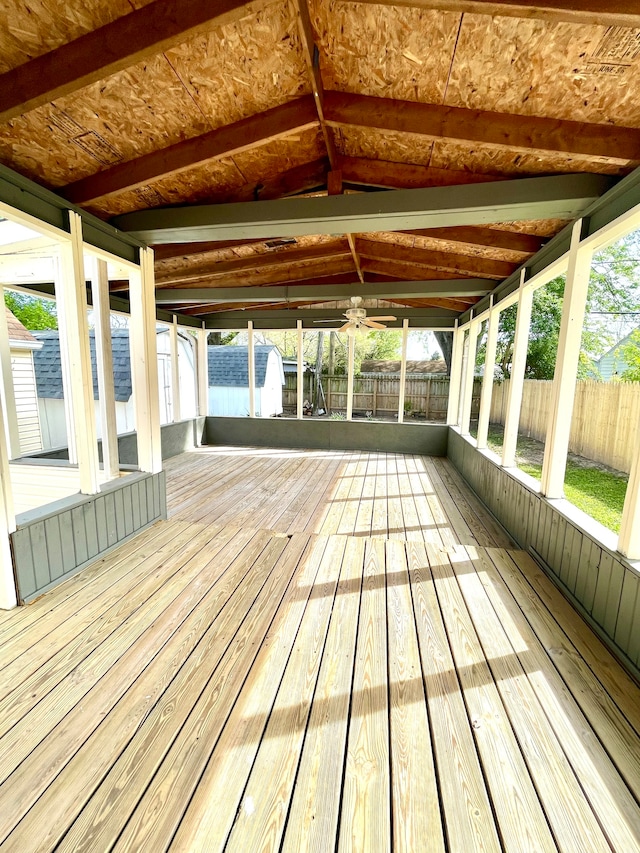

314,296,397,334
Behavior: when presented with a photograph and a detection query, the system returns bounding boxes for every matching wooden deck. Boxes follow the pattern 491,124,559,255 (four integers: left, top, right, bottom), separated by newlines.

0,446,639,852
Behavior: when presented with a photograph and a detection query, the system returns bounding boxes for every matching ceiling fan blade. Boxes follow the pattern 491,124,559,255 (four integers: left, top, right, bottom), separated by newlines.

313,318,345,323
369,315,397,321
338,321,353,333
362,319,387,330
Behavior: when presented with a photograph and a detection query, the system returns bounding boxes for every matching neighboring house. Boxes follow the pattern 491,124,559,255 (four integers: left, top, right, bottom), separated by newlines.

360,359,448,377
33,329,197,449
208,345,284,418
6,308,43,454
596,328,640,380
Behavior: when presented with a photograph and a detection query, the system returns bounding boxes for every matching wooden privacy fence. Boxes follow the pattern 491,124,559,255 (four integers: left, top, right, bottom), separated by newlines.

283,375,481,421
490,379,640,474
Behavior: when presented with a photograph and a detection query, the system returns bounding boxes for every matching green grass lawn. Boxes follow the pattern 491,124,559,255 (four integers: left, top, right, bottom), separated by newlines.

481,424,628,533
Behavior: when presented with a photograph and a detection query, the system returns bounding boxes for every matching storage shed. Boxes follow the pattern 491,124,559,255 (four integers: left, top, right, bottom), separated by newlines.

6,307,42,454
208,345,284,418
33,328,197,448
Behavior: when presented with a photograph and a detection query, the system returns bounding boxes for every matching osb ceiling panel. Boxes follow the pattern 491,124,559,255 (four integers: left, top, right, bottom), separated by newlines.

446,15,640,127
364,230,529,263
430,139,632,177
232,127,325,183
336,126,436,167
0,0,133,72
164,1,310,129
0,54,211,187
88,158,245,217
312,0,459,102
489,219,571,236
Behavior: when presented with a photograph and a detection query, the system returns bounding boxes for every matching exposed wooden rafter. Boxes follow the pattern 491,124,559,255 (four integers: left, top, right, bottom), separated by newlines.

341,157,507,190
356,238,518,279
62,97,319,204
0,0,264,123
359,257,488,281
324,91,640,169
339,0,640,27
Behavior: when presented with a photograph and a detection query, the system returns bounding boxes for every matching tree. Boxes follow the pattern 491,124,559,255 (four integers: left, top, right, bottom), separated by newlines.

476,232,640,380
617,328,640,381
4,291,57,330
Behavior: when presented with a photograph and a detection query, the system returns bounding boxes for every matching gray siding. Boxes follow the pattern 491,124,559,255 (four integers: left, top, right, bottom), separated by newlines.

205,416,449,455
12,470,166,603
448,429,640,678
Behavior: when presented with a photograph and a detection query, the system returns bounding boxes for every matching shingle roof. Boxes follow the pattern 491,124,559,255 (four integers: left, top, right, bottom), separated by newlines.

5,307,39,346
208,345,277,388
32,330,133,402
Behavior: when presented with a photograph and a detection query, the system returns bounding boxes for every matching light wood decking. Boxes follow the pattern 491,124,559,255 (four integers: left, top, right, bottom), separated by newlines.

0,447,639,851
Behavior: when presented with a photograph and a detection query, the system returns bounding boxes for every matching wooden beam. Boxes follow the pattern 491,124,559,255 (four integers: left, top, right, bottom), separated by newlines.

446,326,464,425
360,257,488,281
502,272,533,468
63,97,319,204
152,238,268,262
197,327,208,417
342,156,506,190
154,279,492,303
356,238,517,279
114,174,612,243
248,321,256,418
0,0,264,123
297,319,304,420
405,226,545,255
460,318,480,434
155,241,351,285
325,91,640,168
340,0,640,27
477,302,499,449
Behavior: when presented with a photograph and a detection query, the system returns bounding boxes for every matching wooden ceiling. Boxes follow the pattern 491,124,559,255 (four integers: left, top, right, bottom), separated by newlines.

1,0,639,321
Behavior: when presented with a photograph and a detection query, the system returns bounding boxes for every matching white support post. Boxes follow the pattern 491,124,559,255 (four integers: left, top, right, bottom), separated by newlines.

618,416,640,559
446,324,464,426
346,330,355,421
129,247,161,474
54,257,77,465
297,320,304,420
540,219,592,498
248,321,255,418
91,257,119,481
460,317,479,435
197,326,208,417
0,293,20,459
170,315,181,423
477,301,499,450
397,319,409,423
0,398,16,609
502,270,533,468
57,212,100,494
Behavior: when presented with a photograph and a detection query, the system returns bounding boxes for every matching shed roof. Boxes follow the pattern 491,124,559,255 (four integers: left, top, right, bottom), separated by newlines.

33,330,133,402
208,346,280,388
5,307,40,348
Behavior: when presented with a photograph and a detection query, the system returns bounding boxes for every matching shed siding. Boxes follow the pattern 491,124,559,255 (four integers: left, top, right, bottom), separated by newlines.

11,349,42,454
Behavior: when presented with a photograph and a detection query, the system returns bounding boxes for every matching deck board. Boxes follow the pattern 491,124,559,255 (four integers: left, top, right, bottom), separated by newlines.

0,446,639,852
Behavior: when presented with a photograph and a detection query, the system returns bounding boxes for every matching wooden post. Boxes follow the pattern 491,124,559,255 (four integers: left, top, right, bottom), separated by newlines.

540,219,592,498
54,256,77,465
477,301,499,449
170,315,181,423
0,397,16,609
502,270,533,468
424,378,431,421
372,379,377,416
248,321,255,418
129,246,161,474
398,318,409,423
197,326,208,417
619,414,640,559
0,292,20,459
297,319,303,419
460,317,479,435
346,329,355,420
446,324,464,425
56,212,100,494
90,257,119,481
